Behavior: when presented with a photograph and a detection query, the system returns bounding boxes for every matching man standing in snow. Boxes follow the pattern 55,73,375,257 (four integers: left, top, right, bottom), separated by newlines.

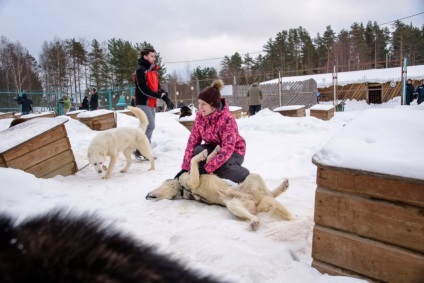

416,81,424,105
405,79,414,105
133,47,175,160
246,82,263,116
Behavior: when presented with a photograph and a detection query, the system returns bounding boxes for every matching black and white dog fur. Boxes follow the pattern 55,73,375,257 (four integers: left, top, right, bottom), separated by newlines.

0,211,220,283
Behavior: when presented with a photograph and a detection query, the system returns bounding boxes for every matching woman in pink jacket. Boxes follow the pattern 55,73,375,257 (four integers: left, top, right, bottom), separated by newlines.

176,80,250,183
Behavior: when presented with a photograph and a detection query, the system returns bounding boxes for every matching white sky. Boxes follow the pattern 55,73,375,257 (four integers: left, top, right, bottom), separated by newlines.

0,98,423,282
1,0,423,74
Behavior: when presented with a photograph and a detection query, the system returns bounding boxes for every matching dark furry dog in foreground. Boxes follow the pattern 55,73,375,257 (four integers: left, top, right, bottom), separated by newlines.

0,211,221,283
179,105,193,119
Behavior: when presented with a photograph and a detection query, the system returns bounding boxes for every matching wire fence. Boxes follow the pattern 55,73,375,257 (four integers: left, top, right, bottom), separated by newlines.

1,63,422,115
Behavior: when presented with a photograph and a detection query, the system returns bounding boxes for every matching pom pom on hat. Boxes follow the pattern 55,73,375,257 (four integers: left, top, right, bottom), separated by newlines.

198,79,223,108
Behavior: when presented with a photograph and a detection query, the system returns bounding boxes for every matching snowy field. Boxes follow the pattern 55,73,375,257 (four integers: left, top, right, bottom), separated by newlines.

1,99,423,282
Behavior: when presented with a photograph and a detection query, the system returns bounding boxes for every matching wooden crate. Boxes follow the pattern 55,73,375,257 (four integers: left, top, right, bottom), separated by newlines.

66,110,87,119
0,112,15,119
115,109,135,117
309,105,335,121
0,118,77,178
77,110,116,131
20,111,56,120
179,120,194,131
274,105,306,117
229,107,242,119
311,164,424,282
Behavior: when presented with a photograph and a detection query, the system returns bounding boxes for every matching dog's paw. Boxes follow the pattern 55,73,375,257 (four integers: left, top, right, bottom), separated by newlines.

282,178,289,191
200,149,208,160
102,174,111,179
145,193,157,200
120,169,127,173
214,145,221,153
249,218,260,231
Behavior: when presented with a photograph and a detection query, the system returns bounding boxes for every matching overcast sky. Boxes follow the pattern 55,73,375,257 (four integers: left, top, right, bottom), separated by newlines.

1,0,423,75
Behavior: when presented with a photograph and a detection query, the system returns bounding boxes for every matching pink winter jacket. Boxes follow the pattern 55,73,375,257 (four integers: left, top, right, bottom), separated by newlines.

181,99,246,173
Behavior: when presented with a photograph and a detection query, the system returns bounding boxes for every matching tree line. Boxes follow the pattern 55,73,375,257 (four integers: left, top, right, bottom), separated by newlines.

0,20,422,104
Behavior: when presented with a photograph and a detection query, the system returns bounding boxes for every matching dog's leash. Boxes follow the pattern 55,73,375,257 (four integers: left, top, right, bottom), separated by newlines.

78,163,90,172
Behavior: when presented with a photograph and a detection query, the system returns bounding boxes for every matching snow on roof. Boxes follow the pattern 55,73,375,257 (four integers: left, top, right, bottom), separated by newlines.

313,108,424,180
0,118,68,153
20,111,55,118
77,109,113,118
66,110,87,116
310,104,335,111
263,64,424,88
274,105,305,111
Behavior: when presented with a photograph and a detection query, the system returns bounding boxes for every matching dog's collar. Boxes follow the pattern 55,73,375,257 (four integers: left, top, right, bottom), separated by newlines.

177,177,212,205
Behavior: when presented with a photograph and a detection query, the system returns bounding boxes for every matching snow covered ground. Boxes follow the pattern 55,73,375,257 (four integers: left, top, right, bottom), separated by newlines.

1,100,423,282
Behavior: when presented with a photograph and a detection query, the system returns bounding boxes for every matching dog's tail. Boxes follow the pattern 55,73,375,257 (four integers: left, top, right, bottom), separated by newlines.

127,106,149,132
257,196,293,220
271,178,289,198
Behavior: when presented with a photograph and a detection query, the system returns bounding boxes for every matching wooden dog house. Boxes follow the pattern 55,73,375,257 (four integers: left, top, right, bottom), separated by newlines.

20,111,56,120
229,106,242,119
115,109,135,118
273,105,306,117
0,118,77,178
77,109,116,131
311,109,424,282
309,105,335,121
66,110,87,119
0,112,15,119
179,120,194,131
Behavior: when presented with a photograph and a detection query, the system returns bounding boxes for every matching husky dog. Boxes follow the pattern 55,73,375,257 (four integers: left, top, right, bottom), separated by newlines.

0,211,219,282
87,106,154,179
179,105,193,119
147,146,292,231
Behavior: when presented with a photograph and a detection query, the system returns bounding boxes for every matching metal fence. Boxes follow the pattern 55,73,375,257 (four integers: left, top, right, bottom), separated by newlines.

2,63,422,115
0,87,135,115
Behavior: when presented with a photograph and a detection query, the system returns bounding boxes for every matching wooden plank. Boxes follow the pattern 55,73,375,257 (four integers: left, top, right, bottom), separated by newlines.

1,125,67,162
276,107,306,117
25,149,75,178
310,109,334,120
179,121,193,131
0,112,14,119
312,225,424,283
311,260,378,282
6,137,71,170
41,161,77,178
92,117,116,127
315,166,424,207
94,119,116,130
314,187,424,253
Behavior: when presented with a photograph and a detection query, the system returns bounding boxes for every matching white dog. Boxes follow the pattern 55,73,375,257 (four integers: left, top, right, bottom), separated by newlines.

87,106,154,179
146,146,292,230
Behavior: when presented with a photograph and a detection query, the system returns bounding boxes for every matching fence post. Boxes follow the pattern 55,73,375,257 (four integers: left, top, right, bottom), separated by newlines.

401,56,408,105
332,65,338,106
108,89,113,110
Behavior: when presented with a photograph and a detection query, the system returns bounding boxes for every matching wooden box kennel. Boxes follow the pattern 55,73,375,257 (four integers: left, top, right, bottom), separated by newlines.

179,120,194,131
20,111,56,121
274,105,306,117
311,164,424,282
115,109,135,118
229,107,242,119
77,110,116,131
310,109,424,282
66,110,87,119
0,118,77,178
0,112,15,119
309,105,335,121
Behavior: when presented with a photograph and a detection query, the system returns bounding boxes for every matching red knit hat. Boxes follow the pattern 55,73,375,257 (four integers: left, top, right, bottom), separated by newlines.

198,80,223,108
